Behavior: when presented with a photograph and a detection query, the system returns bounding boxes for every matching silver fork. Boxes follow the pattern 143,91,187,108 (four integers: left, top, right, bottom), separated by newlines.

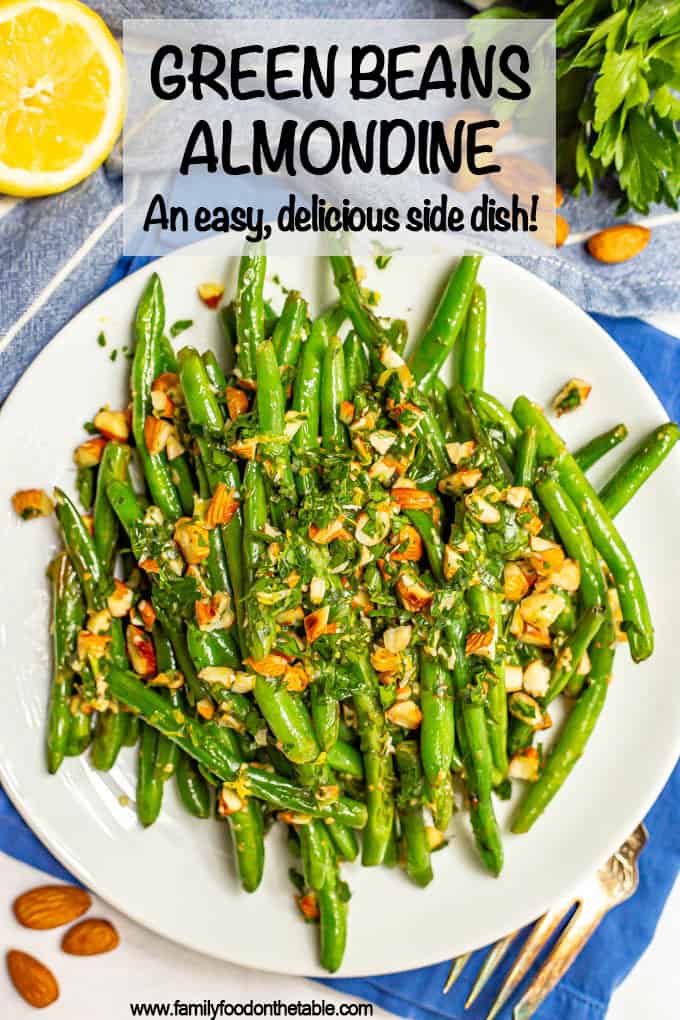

442,824,648,1020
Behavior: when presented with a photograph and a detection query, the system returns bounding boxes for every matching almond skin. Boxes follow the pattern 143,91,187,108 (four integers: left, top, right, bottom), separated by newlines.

587,225,651,264
13,885,91,930
6,950,59,1008
61,918,120,956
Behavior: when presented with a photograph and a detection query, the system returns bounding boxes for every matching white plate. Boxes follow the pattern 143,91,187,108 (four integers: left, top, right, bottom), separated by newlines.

1,240,679,978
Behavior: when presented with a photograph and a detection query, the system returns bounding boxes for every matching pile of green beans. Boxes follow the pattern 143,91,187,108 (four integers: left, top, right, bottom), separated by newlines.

42,247,678,974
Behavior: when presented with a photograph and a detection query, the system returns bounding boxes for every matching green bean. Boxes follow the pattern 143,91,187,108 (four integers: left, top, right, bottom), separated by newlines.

194,456,232,597
327,820,359,862
64,708,92,757
152,626,181,783
426,771,455,832
395,740,433,888
514,397,653,662
105,667,367,828
132,274,183,519
186,622,241,672
253,676,320,765
419,650,454,790
402,508,445,583
297,818,330,891
408,256,482,391
471,391,521,451
235,245,266,385
330,253,386,352
121,715,139,748
176,753,211,818
514,427,538,487
349,655,394,865
272,290,308,373
263,299,278,339
311,673,340,752
512,607,615,833
152,603,209,706
168,452,196,516
458,284,486,393
416,405,452,482
76,466,95,511
291,315,329,496
202,349,227,391
599,423,680,519
47,553,85,773
242,460,267,590
219,301,237,374
344,332,369,393
448,613,503,876
574,424,628,473
54,488,106,612
317,828,348,974
91,708,129,772
321,335,349,451
256,339,294,496
326,740,363,780
93,442,131,576
467,586,507,782
137,723,163,827
429,378,456,441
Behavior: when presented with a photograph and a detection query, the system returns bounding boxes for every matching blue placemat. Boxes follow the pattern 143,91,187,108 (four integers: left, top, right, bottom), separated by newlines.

1,256,679,1020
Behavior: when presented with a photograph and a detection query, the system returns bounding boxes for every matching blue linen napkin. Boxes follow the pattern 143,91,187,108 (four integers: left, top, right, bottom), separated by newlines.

1,255,680,1019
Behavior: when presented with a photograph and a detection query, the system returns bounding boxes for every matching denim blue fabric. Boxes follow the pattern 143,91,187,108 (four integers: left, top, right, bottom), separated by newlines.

1,254,679,1020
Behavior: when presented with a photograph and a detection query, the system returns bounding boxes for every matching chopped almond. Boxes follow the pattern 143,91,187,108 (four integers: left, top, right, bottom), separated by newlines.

74,437,108,468
508,691,543,727
465,490,501,525
445,440,476,465
505,486,532,509
608,587,627,642
12,489,54,520
509,747,540,781
521,624,553,648
230,438,258,460
87,608,111,635
391,487,435,510
284,664,310,693
425,826,447,850
148,670,184,690
196,698,215,720
523,659,551,697
150,389,174,418
552,378,591,417
304,606,330,644
195,592,234,632
137,599,156,630
465,629,495,658
174,518,210,564
355,510,390,547
528,537,565,577
391,524,422,562
505,663,524,692
198,666,235,687
107,580,134,618
438,468,482,496
94,409,129,442
396,572,433,612
166,430,185,462
339,401,355,425
205,483,239,529
152,372,181,402
504,562,530,602
139,557,160,574
386,699,423,730
547,558,580,593
370,647,401,673
77,631,111,662
297,892,319,922
126,624,156,677
198,282,224,309
218,786,245,816
443,544,463,580
383,625,412,653
226,386,249,421
309,577,326,605
144,415,171,456
245,653,289,677
520,591,565,629
308,518,346,544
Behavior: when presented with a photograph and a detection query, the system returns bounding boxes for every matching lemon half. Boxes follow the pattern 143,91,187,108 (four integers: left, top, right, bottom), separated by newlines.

0,0,125,196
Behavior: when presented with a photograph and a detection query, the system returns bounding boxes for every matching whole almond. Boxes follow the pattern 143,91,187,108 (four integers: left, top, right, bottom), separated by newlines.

556,214,570,248
61,918,120,956
13,885,91,930
587,225,651,264
6,950,59,1009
